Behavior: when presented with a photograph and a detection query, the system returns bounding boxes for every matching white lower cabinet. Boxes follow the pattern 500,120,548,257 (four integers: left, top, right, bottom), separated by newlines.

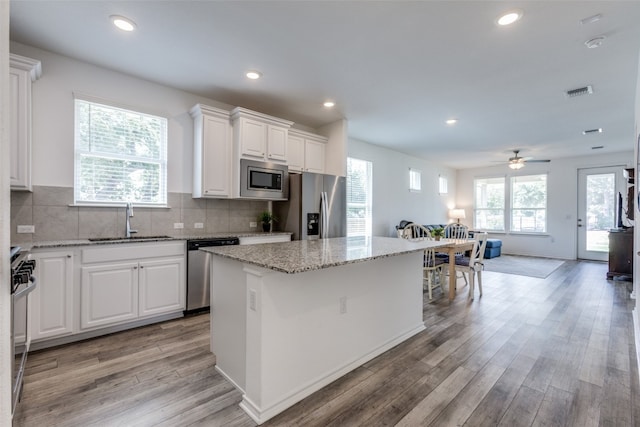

139,257,185,317
81,262,139,329
30,250,74,341
80,241,186,331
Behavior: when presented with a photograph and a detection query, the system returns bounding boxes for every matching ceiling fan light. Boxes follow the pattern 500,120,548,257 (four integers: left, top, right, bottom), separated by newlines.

509,162,524,170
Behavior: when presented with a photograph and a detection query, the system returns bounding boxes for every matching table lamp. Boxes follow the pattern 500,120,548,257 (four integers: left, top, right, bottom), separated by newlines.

449,208,466,224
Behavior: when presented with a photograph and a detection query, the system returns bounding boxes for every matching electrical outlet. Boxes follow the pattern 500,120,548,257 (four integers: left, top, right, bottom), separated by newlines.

194,223,204,229
250,221,257,228
174,223,184,229
17,225,35,234
339,296,347,314
249,289,257,311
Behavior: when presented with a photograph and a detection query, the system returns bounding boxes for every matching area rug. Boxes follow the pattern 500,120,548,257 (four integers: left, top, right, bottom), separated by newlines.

482,255,565,278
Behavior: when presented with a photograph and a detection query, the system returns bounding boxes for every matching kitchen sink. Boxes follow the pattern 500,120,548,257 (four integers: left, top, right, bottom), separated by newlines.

88,235,173,242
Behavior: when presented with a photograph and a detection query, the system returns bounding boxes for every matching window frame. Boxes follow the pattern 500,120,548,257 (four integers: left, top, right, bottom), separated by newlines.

347,157,373,237
409,168,421,192
509,173,548,234
473,176,506,232
73,95,168,207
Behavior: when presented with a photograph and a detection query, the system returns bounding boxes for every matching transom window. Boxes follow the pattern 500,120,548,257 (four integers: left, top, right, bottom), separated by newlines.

74,97,168,205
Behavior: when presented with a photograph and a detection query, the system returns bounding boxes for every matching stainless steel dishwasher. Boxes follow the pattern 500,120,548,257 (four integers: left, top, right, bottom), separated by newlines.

186,237,239,313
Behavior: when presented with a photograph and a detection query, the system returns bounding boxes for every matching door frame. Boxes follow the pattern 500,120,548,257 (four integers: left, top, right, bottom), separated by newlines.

577,165,626,261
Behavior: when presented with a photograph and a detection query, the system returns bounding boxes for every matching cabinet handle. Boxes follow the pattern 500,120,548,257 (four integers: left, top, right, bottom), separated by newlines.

67,255,72,258
140,265,144,269
133,266,138,270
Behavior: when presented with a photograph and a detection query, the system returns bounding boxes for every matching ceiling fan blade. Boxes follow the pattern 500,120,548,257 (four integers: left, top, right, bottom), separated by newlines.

524,159,551,163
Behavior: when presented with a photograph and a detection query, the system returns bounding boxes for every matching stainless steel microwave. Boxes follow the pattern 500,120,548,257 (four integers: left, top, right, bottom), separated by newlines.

240,159,289,200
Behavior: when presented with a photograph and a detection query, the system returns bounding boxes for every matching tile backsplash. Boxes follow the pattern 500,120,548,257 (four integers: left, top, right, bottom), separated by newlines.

10,186,269,244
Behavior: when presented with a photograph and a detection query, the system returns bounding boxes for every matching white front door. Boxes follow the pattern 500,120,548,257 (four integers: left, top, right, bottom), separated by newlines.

577,166,626,260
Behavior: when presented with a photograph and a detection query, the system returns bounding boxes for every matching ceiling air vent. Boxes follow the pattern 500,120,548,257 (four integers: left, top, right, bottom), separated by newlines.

566,85,593,98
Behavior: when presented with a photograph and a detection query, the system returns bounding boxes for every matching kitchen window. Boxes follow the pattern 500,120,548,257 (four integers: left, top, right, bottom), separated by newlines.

409,168,421,192
347,157,373,237
74,97,168,206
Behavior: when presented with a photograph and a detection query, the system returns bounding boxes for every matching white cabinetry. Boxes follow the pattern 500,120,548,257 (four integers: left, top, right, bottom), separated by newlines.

287,129,327,174
238,234,292,245
81,261,138,329
30,250,74,341
190,104,232,198
10,53,41,191
231,107,293,163
80,242,185,330
139,257,185,317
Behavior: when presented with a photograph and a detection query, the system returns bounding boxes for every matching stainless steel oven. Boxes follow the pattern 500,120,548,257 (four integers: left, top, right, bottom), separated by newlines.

11,246,37,416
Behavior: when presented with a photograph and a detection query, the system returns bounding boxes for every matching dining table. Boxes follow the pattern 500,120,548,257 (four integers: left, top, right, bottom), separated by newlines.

440,238,476,300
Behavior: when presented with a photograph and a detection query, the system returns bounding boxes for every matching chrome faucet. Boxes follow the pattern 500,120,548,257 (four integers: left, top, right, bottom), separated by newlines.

125,202,138,238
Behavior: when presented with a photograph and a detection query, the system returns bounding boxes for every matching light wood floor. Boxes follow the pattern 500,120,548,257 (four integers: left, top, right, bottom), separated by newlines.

14,260,640,426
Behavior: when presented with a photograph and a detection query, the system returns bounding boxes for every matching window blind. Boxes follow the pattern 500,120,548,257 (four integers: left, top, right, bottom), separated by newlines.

74,98,168,205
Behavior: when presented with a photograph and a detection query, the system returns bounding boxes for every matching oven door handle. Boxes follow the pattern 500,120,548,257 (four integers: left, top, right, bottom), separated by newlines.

13,276,37,300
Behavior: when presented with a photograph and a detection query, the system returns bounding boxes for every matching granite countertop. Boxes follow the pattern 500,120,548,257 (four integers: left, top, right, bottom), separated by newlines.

16,232,292,251
201,236,454,274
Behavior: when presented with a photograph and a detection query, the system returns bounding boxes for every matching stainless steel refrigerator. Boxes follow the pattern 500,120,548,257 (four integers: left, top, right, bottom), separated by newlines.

273,172,346,240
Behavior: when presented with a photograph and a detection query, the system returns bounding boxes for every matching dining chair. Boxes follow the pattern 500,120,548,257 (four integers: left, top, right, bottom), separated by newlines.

454,232,488,300
398,223,445,300
444,223,469,239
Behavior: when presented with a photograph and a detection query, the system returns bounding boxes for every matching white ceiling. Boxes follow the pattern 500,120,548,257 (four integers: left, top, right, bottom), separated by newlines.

9,1,640,169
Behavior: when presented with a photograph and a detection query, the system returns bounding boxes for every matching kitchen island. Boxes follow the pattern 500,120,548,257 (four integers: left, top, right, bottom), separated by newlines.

201,236,451,424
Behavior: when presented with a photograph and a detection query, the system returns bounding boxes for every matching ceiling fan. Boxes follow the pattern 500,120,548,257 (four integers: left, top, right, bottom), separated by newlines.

506,150,550,170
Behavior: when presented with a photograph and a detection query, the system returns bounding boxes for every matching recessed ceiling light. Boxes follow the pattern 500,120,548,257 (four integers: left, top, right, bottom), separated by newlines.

445,119,458,125
246,71,262,80
110,15,136,32
584,36,606,49
496,10,523,26
323,101,335,108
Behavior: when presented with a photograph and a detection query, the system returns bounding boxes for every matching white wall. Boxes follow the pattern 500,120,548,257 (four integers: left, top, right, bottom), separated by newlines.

456,151,634,259
348,138,456,237
10,41,236,193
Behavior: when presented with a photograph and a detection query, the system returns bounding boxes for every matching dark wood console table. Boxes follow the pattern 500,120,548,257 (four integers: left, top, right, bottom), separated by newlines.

607,228,633,281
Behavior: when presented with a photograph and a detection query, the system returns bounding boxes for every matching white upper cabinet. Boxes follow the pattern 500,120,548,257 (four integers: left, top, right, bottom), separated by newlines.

231,107,293,163
287,129,327,174
10,53,41,191
190,104,232,198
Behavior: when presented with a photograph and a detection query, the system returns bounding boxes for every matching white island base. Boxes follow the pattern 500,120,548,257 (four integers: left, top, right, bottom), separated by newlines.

210,251,425,424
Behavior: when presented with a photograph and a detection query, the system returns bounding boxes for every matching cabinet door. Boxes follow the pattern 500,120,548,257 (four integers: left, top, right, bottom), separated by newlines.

81,262,138,329
240,118,266,159
267,125,287,162
9,66,31,191
139,257,186,317
31,251,74,341
287,134,304,172
304,139,326,173
202,114,231,197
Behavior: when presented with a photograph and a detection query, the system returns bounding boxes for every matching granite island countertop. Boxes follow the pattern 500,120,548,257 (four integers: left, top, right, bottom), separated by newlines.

200,236,453,274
